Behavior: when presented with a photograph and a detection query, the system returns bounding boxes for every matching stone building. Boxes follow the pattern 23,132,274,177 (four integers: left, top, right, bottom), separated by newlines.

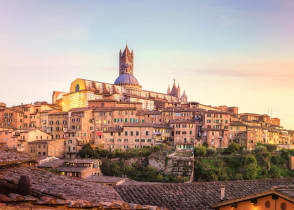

57,159,102,178
27,139,65,158
53,45,188,112
13,129,52,152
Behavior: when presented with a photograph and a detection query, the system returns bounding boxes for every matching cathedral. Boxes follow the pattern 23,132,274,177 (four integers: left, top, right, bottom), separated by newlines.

52,45,188,111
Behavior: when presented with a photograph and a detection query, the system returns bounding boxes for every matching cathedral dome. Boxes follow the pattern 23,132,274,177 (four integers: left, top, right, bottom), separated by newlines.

114,73,140,86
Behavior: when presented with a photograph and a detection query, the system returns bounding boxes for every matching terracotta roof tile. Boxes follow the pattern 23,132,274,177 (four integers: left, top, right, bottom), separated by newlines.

115,179,294,210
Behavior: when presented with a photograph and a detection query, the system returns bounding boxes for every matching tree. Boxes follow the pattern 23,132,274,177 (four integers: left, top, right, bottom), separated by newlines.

223,143,241,155
242,155,258,179
194,146,207,157
78,144,94,158
269,165,280,178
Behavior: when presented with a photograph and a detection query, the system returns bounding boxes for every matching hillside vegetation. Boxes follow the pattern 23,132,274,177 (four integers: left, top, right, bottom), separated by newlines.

194,143,294,181
78,144,186,183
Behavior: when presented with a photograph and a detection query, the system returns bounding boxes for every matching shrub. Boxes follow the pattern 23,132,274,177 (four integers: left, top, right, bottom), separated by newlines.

223,143,241,155
265,144,277,152
254,145,268,154
78,144,94,158
204,169,219,181
242,154,258,180
269,165,280,178
206,148,217,156
243,164,258,180
234,173,244,180
194,146,207,157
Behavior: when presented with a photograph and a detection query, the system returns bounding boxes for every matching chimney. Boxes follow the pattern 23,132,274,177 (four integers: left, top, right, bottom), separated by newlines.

220,185,225,201
17,175,32,195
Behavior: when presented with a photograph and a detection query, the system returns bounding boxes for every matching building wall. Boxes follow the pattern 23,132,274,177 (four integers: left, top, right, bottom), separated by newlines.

0,129,15,148
102,126,156,150
48,112,68,139
171,122,196,145
219,195,294,210
48,139,65,158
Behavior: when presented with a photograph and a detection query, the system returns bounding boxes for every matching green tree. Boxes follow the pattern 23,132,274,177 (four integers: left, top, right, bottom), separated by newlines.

78,144,94,158
194,146,207,157
223,143,241,155
269,165,280,178
242,155,258,179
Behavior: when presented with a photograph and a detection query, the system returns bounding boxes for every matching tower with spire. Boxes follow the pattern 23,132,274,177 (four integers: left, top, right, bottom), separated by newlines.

167,79,188,103
114,44,141,90
119,44,134,75
167,84,171,95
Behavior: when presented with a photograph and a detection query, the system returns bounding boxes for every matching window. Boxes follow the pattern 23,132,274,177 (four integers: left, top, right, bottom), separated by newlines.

125,131,128,136
147,139,151,142
146,131,149,136
136,131,139,136
125,118,128,123
75,84,80,92
135,139,139,142
131,131,133,136
141,139,145,142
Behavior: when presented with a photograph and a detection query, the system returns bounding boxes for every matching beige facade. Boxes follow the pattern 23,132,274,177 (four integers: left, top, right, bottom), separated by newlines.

14,129,52,152
28,139,65,158
57,159,102,178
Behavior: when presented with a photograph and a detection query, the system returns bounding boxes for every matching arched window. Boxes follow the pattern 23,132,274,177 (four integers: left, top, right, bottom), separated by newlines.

75,84,80,92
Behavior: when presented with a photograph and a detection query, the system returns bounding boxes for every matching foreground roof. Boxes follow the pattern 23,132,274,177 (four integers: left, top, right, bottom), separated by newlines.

0,148,35,167
0,166,122,203
213,185,294,209
115,179,294,210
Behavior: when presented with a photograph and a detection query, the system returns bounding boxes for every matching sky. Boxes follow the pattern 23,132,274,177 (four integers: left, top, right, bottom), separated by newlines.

1,0,294,128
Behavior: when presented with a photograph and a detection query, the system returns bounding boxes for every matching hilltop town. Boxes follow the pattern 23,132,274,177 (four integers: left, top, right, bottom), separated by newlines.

1,46,293,154
1,46,294,209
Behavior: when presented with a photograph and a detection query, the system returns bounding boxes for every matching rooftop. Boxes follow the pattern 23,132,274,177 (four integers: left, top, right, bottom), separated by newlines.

0,166,122,203
115,178,294,210
0,148,35,167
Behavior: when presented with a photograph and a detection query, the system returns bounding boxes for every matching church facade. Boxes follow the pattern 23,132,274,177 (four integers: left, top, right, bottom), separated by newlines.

52,45,188,112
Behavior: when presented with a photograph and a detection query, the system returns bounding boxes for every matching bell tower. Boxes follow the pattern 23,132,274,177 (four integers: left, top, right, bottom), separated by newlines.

119,44,134,75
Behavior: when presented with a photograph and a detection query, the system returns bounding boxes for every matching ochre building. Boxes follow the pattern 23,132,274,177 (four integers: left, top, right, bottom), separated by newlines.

53,45,188,112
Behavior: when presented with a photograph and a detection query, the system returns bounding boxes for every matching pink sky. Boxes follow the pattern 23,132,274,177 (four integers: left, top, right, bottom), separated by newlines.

1,0,294,129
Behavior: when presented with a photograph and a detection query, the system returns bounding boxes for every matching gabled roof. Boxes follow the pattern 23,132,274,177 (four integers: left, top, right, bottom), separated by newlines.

212,185,294,209
115,178,294,210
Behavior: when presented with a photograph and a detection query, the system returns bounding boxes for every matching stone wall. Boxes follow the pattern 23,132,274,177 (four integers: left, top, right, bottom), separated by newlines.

148,151,194,178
